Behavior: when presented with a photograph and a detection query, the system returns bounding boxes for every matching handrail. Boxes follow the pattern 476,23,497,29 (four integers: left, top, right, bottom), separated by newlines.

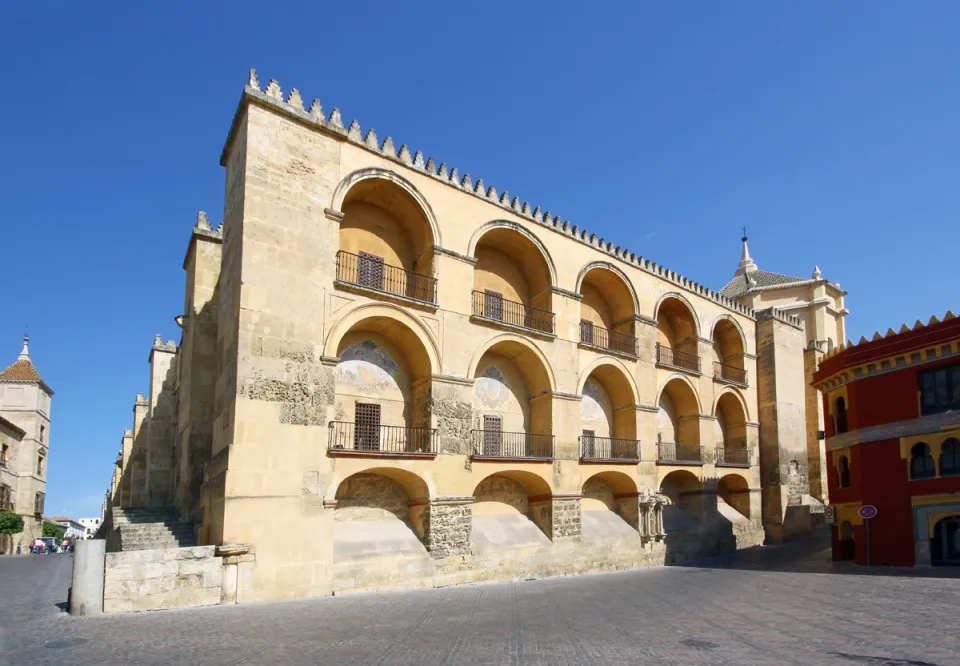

472,290,555,334
656,344,701,373
580,435,641,461
714,361,747,386
715,446,752,467
471,430,554,458
335,250,437,304
656,441,704,465
579,321,638,356
327,421,437,454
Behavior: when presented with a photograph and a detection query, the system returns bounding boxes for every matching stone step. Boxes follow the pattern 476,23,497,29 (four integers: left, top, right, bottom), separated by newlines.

120,524,194,533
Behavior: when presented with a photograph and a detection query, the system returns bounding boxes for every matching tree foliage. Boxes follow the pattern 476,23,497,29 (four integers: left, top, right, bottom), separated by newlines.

0,510,24,535
42,520,64,539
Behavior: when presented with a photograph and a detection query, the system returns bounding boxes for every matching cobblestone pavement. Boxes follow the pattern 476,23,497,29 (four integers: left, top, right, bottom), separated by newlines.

3,533,960,666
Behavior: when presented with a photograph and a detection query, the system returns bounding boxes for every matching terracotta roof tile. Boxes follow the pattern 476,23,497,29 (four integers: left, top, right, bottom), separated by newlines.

0,359,43,382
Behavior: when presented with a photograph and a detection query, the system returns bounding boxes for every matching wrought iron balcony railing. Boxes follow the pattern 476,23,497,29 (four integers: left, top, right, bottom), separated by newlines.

580,436,641,462
335,250,437,305
656,344,701,373
715,446,752,467
579,321,638,357
327,421,437,455
472,290,555,334
656,441,704,465
714,361,748,386
471,430,554,459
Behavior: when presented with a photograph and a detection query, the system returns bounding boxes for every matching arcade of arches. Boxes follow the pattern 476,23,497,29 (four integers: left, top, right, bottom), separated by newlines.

101,88,828,611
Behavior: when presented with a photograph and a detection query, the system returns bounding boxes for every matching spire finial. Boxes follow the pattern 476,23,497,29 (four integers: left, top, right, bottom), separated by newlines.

734,228,758,278
18,332,30,361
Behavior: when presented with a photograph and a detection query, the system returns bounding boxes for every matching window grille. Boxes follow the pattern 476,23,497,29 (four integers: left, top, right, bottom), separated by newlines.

354,403,381,452
357,252,385,291
482,415,502,456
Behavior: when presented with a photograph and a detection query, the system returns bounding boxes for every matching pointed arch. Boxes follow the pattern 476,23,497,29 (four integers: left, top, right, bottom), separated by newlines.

467,332,557,393
323,301,440,377
330,167,441,247
575,261,640,315
467,220,558,288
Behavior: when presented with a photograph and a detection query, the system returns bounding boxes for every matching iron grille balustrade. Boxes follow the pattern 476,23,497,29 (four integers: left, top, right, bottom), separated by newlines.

657,441,704,465
715,446,752,467
714,361,747,385
327,421,437,454
579,321,639,356
335,250,437,304
656,344,701,373
472,290,555,334
580,436,641,461
471,430,554,459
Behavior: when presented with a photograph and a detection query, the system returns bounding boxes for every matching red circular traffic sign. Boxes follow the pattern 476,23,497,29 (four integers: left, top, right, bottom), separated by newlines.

858,505,878,520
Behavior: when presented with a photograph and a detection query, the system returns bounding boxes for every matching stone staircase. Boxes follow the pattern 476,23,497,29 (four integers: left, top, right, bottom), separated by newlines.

114,507,197,551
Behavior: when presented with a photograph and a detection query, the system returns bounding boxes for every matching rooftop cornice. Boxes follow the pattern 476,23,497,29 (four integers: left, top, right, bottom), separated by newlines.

742,278,847,297
221,69,757,321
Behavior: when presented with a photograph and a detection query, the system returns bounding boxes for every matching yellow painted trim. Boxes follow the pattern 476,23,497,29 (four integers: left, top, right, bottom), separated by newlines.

900,428,960,475
833,501,864,527
911,493,960,507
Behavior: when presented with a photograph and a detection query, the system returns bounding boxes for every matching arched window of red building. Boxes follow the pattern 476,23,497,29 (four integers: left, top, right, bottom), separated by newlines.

835,397,848,434
940,438,960,477
838,455,851,488
910,442,936,480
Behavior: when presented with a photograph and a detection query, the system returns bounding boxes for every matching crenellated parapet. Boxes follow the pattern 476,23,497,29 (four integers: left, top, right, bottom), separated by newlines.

221,68,756,320
754,307,803,329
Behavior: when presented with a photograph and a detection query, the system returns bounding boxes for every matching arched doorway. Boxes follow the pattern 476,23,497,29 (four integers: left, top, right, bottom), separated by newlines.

577,265,638,356
471,225,555,334
330,314,435,453
711,318,747,385
471,471,552,552
837,521,855,560
659,470,702,532
471,337,554,458
336,174,438,304
579,362,639,460
715,391,749,466
655,296,700,373
931,516,960,566
657,377,703,464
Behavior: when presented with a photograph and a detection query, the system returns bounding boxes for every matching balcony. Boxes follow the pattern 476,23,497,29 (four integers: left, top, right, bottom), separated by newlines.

327,421,437,459
656,344,701,374
656,441,704,466
471,430,554,461
714,361,748,387
580,436,641,463
715,446,752,468
472,290,555,335
579,321,638,357
335,250,437,305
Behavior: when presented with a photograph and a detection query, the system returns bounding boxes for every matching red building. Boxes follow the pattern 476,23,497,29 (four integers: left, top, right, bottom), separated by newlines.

812,311,960,567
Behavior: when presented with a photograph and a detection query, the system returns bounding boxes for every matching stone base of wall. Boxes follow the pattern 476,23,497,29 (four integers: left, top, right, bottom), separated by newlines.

103,546,222,613
332,525,760,596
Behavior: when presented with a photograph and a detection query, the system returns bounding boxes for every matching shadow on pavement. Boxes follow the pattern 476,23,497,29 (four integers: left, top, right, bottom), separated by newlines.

829,652,944,666
680,529,960,579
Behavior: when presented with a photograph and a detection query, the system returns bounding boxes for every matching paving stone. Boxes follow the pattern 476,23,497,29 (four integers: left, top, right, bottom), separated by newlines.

2,533,959,666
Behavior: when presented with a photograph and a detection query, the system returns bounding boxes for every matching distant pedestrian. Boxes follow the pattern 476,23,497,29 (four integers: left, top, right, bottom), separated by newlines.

16,541,21,555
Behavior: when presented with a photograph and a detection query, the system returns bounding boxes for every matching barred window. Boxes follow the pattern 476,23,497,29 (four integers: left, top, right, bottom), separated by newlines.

34,491,45,515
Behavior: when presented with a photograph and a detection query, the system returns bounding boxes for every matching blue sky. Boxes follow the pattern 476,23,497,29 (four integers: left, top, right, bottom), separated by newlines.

2,2,957,519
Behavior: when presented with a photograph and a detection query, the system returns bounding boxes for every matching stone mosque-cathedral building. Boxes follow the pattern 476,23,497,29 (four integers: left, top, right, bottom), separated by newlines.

99,69,848,604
